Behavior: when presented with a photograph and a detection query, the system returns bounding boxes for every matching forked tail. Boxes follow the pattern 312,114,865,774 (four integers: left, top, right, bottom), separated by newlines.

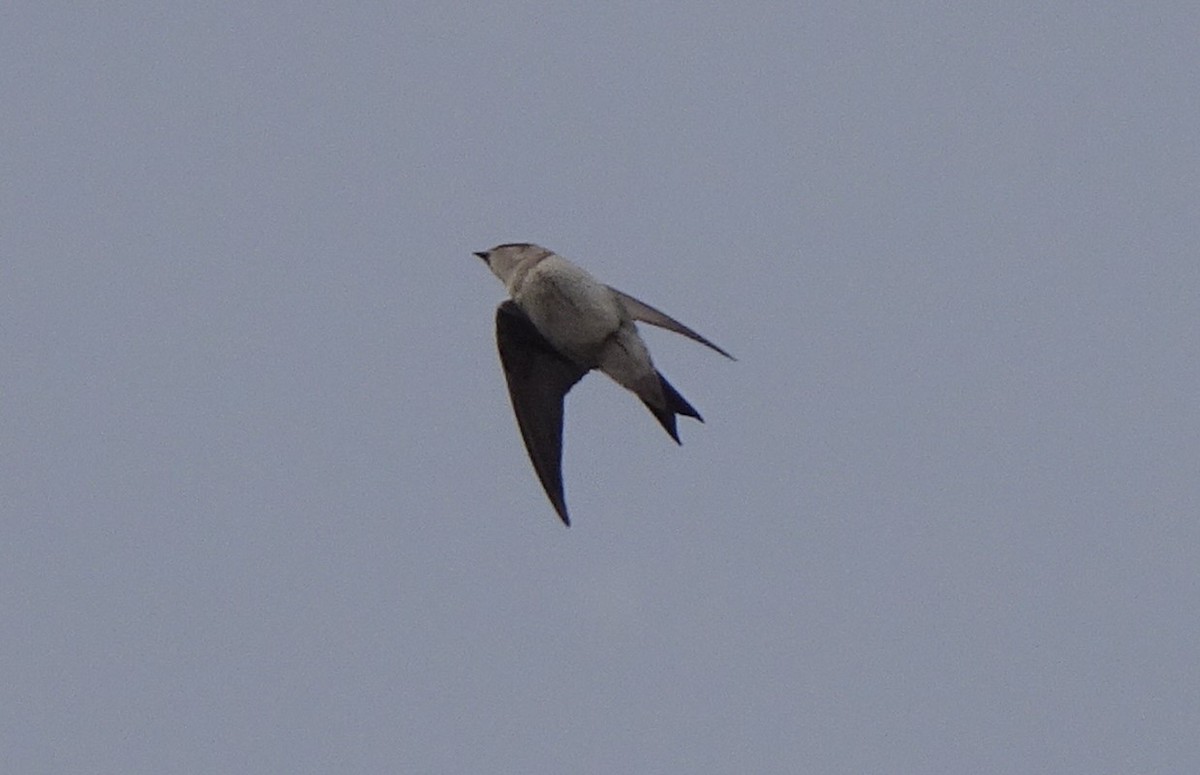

642,372,704,444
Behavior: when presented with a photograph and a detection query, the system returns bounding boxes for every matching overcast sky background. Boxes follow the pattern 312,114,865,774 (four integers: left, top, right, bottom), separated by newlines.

3,4,1198,773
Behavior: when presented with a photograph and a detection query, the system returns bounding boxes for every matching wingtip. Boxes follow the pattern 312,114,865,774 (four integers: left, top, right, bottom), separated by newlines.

710,343,737,361
551,497,571,526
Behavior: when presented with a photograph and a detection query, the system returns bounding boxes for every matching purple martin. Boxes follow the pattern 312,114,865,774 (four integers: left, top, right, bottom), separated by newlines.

476,243,733,525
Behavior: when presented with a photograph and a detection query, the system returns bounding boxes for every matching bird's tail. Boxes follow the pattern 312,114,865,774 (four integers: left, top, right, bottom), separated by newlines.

642,372,703,444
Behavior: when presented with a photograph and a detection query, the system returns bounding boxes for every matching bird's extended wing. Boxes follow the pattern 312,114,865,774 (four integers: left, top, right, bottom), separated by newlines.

609,287,736,360
495,300,589,525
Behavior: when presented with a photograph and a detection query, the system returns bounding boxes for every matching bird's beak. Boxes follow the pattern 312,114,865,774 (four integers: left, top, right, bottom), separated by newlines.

473,251,489,262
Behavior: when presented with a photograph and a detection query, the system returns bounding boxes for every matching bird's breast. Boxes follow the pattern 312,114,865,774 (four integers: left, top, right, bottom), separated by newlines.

515,261,622,365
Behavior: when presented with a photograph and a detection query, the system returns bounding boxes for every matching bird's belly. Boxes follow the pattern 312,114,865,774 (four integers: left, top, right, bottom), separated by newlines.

517,275,621,366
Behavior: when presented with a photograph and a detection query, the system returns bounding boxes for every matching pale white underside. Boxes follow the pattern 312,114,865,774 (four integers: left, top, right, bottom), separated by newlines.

509,253,662,404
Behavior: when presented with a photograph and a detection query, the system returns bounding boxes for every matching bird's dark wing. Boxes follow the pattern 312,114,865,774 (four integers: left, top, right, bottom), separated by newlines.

495,300,589,525
608,287,736,360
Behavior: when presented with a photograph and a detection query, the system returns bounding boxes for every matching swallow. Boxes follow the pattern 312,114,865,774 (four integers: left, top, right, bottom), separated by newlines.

475,243,734,525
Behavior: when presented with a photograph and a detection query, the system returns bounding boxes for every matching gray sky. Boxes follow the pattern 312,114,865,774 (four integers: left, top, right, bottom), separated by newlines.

3,4,1198,773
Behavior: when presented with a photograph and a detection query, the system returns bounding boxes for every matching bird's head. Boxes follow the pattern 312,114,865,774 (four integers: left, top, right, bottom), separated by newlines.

474,243,551,285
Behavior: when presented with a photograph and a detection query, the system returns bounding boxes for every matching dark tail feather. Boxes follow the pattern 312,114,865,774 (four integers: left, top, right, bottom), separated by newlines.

643,372,704,444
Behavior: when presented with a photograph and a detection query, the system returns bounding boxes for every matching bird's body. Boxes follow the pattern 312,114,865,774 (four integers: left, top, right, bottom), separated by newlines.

510,252,624,366
476,243,733,525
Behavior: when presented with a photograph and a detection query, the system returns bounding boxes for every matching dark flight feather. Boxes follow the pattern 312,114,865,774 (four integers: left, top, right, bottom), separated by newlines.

610,287,736,360
495,301,587,525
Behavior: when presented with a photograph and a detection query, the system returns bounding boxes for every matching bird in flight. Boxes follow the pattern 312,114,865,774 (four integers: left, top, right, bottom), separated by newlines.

475,243,734,525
